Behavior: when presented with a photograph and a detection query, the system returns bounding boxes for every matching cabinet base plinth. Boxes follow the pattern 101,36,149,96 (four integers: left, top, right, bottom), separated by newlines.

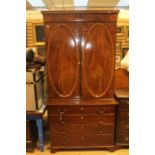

50,146,117,153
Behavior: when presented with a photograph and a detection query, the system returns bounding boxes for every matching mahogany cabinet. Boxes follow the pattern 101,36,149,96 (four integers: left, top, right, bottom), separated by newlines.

42,10,119,152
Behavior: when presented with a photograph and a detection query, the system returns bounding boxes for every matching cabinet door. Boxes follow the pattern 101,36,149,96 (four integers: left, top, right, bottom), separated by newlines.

81,22,116,99
45,23,80,99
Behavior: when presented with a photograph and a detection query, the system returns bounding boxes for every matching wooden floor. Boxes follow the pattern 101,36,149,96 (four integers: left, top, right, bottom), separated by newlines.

26,147,129,155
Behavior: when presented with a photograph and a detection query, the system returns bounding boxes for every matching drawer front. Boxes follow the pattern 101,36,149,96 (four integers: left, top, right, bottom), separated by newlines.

50,124,114,135
119,120,129,132
48,105,115,115
49,114,115,124
119,110,129,119
118,103,129,110
118,132,129,144
51,134,114,147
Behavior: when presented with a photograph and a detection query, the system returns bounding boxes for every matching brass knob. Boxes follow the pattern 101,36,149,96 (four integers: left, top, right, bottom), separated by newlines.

81,137,84,140
80,126,84,129
99,129,104,133
60,121,66,124
80,107,84,111
46,25,50,28
81,116,84,120
125,137,129,141
99,121,104,124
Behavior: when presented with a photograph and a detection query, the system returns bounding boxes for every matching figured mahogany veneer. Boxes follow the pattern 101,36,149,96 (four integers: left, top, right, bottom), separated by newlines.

42,10,119,152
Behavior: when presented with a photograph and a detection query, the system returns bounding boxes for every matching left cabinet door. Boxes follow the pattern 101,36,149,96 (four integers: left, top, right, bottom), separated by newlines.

44,23,80,99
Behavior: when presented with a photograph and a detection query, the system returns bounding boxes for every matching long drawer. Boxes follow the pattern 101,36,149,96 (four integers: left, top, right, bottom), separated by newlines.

49,114,115,124
48,105,115,115
117,103,129,111
51,134,114,147
50,124,114,135
117,132,129,144
119,110,129,119
119,120,129,132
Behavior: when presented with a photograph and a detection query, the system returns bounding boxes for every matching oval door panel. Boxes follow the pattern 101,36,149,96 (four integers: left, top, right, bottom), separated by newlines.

47,24,79,97
83,23,114,98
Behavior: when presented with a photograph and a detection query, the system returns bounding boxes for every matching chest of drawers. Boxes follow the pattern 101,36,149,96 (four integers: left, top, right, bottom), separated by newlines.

116,104,129,144
115,89,129,146
48,102,117,152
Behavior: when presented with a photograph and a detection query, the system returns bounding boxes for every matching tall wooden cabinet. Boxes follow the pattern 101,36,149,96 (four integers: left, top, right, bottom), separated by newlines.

42,10,119,152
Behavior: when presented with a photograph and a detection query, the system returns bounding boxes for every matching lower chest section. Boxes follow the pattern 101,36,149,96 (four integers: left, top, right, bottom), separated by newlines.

48,104,116,147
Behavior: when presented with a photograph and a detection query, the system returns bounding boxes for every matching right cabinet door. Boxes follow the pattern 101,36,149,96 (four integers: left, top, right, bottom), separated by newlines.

81,22,116,99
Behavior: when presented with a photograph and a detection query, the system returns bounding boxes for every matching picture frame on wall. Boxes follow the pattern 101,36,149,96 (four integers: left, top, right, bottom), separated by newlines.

115,41,122,68
116,26,124,35
122,48,129,59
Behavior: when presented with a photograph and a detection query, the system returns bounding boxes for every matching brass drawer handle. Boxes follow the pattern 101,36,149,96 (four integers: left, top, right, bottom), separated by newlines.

57,109,67,113
98,119,106,124
97,109,105,114
60,121,66,124
60,112,65,114
96,129,104,133
60,130,67,134
96,140,105,143
62,142,67,145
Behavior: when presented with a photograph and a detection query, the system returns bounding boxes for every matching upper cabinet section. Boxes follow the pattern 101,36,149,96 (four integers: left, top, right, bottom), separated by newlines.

43,10,118,99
